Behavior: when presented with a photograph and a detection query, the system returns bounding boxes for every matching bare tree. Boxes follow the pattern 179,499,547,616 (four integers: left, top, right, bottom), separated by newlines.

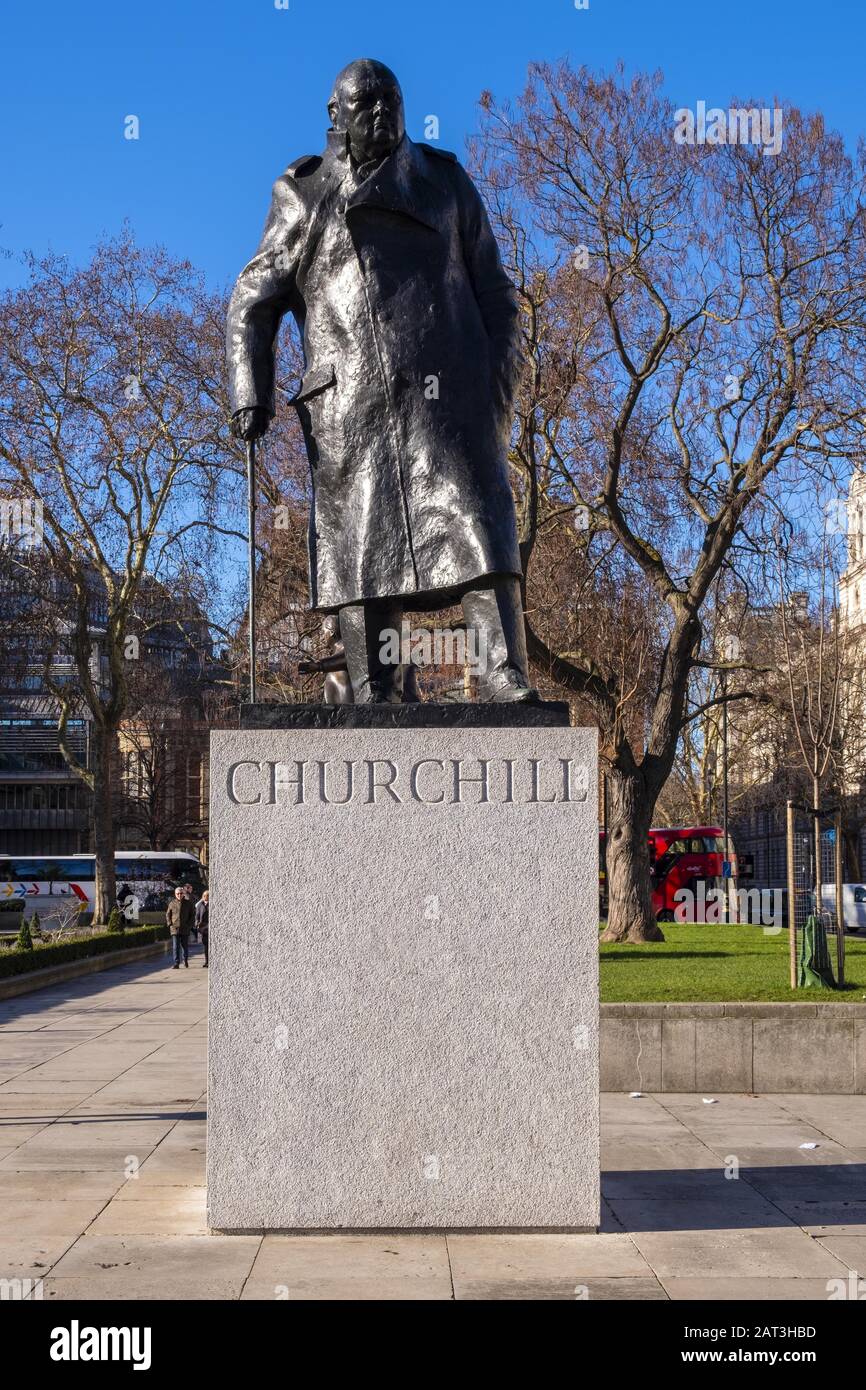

0,233,235,920
475,63,866,940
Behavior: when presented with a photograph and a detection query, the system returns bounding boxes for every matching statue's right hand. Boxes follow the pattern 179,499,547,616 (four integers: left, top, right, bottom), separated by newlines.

232,407,270,442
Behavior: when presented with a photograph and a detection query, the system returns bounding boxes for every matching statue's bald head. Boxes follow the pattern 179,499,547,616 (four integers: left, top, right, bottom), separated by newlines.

328,59,405,167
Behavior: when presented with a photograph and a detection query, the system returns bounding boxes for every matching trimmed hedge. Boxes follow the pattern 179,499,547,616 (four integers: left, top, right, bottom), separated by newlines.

0,924,170,980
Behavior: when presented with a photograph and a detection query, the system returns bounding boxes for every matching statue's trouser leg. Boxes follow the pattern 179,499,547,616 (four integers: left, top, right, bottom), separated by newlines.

460,576,533,699
339,599,404,703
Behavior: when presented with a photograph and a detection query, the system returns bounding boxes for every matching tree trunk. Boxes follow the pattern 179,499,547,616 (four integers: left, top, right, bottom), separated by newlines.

91,724,117,925
813,773,822,919
843,822,861,882
600,768,664,943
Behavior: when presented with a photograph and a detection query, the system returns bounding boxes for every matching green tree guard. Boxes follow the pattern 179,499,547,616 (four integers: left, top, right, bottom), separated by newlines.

797,915,837,989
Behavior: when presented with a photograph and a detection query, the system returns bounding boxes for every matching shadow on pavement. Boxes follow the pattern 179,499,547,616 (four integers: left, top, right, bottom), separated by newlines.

604,1164,866,1230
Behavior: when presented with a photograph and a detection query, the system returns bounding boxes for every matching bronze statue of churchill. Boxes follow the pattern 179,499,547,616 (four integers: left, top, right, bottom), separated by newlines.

228,59,535,703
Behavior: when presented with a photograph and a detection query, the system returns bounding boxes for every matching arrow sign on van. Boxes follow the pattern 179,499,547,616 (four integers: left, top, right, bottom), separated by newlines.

27,884,40,896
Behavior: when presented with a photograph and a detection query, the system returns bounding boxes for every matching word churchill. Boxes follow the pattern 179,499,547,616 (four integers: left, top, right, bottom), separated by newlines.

227,757,589,807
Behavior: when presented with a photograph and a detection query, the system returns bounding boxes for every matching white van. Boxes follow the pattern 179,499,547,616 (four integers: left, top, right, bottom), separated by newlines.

820,884,866,932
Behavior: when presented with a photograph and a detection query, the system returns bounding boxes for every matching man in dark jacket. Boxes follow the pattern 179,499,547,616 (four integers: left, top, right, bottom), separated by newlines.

166,887,194,969
228,59,535,704
195,890,209,968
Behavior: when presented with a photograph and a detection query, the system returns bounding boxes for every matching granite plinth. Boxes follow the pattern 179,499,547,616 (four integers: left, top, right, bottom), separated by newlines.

207,724,599,1231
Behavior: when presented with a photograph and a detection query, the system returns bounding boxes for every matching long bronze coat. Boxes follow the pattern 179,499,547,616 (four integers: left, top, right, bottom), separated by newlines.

227,132,523,610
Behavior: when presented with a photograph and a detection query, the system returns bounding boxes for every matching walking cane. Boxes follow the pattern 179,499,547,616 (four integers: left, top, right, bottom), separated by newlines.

246,437,257,706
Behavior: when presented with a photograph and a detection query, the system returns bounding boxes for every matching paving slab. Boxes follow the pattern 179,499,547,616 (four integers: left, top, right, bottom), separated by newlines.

0,1101,87,1122
772,1199,866,1236
685,1122,844,1149
15,1119,176,1150
0,1200,112,1248
113,1182,207,1204
630,1226,849,1279
0,1078,102,1098
652,1094,794,1122
66,1103,205,1121
0,1036,94,1063
39,1276,249,1300
0,1235,84,1281
447,1232,650,1284
134,1168,206,1189
244,1279,452,1301
702,1143,856,1172
0,1122,55,1148
0,1171,125,1201
771,1096,866,1148
608,1196,796,1233
813,1234,866,1267
88,1195,208,1236
241,1234,451,1301
601,1094,681,1122
603,1119,698,1144
743,1164,866,1203
80,1085,205,1109
602,1139,724,1172
453,1276,669,1300
663,1276,846,1300
0,1194,122,1276
599,1199,625,1232
48,1233,261,1297
0,1146,151,1173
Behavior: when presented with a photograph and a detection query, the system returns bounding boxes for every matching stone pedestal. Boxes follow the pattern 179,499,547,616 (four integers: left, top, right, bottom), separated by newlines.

207,708,599,1231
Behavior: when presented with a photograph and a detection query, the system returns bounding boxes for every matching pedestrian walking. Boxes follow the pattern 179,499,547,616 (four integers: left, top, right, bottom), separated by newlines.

183,883,198,941
196,890,209,968
166,887,194,969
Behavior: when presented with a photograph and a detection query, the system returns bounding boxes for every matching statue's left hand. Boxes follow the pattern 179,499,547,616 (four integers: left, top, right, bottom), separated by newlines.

232,407,270,442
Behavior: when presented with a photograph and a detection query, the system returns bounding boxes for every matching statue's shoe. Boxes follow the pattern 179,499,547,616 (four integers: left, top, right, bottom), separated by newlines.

354,685,404,705
478,669,540,704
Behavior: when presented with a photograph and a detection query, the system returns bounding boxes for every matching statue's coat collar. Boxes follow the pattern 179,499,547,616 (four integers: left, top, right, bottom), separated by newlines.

323,133,441,234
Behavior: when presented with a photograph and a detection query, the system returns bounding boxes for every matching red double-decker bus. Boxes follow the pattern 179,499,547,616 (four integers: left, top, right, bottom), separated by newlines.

600,825,728,921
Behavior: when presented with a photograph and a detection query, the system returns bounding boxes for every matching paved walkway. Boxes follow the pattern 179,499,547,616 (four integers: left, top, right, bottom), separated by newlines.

1,951,864,1300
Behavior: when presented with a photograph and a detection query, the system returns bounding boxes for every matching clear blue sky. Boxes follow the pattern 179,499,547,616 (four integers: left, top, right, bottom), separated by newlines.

2,0,865,294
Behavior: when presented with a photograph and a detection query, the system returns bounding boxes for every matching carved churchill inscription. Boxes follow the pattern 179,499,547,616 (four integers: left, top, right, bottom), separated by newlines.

226,756,590,806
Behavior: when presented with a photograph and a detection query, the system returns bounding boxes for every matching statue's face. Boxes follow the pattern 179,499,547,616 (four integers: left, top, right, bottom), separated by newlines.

333,66,405,165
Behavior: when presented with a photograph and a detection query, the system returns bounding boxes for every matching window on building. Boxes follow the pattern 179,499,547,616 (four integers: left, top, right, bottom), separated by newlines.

186,752,201,820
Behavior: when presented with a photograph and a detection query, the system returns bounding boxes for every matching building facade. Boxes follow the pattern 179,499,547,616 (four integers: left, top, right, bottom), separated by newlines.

0,557,221,860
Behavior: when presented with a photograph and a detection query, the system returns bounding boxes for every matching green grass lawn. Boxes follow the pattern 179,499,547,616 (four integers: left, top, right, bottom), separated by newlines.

599,922,866,1003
